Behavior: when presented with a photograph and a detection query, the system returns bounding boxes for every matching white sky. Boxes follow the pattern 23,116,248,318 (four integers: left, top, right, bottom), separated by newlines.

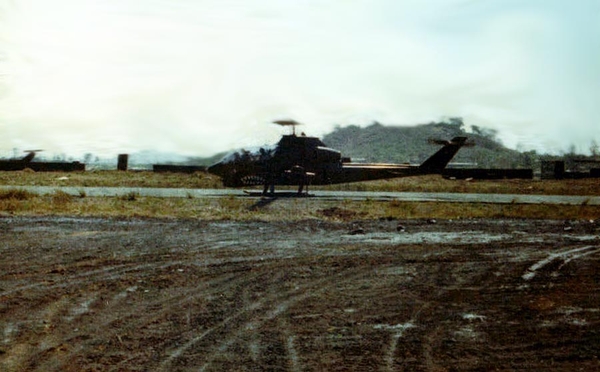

1,0,599,157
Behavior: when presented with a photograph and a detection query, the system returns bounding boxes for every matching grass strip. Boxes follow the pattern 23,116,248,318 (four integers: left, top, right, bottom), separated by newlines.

1,189,599,221
1,171,599,196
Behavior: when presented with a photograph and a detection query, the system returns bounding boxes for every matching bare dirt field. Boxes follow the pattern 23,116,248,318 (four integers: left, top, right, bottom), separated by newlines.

1,216,599,371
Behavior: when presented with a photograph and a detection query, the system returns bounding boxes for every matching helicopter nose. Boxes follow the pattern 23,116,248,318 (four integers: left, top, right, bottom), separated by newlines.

207,162,226,177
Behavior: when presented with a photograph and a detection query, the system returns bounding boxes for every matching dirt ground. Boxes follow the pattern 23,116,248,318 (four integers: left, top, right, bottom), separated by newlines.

1,216,599,371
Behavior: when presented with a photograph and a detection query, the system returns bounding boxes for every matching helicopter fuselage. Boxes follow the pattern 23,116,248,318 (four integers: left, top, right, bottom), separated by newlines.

207,133,467,193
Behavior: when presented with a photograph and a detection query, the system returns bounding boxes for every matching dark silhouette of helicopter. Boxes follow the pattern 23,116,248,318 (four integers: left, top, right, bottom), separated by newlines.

207,120,468,195
20,150,42,163
0,150,43,171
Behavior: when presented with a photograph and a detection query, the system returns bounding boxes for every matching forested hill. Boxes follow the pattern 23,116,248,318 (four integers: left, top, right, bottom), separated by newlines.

321,119,530,168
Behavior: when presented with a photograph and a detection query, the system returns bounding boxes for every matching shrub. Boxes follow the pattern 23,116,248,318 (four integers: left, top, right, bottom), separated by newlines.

0,189,36,200
52,190,73,205
120,191,139,201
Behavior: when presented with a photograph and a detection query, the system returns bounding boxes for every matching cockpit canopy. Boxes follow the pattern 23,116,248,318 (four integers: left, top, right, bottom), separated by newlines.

217,144,278,164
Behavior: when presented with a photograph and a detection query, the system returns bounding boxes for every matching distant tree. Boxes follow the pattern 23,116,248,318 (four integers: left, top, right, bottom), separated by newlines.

436,117,464,131
475,126,498,141
448,117,464,130
590,140,599,157
563,144,579,171
83,153,94,164
519,150,538,169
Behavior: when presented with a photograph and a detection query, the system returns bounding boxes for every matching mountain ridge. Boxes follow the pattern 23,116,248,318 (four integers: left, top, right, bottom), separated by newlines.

321,119,525,168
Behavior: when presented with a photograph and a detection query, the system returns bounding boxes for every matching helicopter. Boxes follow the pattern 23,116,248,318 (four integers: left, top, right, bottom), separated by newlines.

0,150,43,171
207,120,468,195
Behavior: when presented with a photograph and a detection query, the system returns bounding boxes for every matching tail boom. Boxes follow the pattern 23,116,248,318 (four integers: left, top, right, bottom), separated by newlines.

418,136,467,173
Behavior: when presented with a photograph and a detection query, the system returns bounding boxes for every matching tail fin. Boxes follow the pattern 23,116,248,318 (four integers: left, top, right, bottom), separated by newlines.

21,150,40,163
419,137,467,173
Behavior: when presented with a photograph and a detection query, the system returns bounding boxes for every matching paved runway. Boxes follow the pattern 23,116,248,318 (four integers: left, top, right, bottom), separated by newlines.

2,185,600,205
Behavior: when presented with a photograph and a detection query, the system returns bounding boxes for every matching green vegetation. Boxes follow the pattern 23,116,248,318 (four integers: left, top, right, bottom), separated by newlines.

0,189,35,200
323,119,523,167
1,171,599,196
322,118,600,170
3,121,598,220
321,175,600,196
0,170,222,188
0,157,599,220
1,186,599,221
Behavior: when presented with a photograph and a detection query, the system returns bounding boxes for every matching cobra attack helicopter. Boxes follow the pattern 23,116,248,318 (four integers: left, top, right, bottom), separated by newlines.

207,120,468,195
0,150,43,171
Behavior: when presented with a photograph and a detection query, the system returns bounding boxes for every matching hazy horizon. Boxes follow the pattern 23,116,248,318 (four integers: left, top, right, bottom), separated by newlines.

1,0,599,157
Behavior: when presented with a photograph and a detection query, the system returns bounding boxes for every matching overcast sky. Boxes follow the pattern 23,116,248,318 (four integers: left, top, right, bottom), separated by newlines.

1,0,599,158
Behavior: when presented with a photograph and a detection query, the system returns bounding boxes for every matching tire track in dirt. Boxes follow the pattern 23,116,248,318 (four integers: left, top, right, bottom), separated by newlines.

0,251,289,298
522,245,600,281
4,251,325,370
375,322,416,371
107,270,268,370
56,262,276,371
159,264,379,371
2,218,599,371
1,226,340,371
280,322,301,372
